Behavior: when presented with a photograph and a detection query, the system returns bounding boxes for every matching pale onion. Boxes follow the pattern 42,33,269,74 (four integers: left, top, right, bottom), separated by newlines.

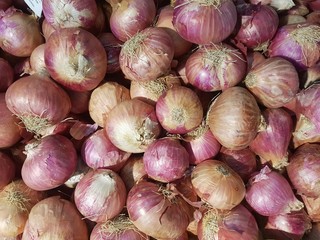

0,151,15,189
41,19,55,41
28,44,49,76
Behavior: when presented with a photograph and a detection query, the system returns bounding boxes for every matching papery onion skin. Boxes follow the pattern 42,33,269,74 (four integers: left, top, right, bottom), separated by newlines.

191,159,245,210
185,43,247,92
0,151,15,189
0,7,44,57
5,74,71,135
172,0,237,44
119,27,174,82
245,57,299,108
245,165,304,216
301,194,320,222
42,0,98,30
74,169,127,223
156,86,203,134
0,180,45,237
41,19,55,41
44,27,107,92
287,143,320,197
29,44,49,76
21,196,88,240
0,58,14,92
208,86,261,150
109,0,156,42
105,98,161,153
127,181,191,239
249,0,295,11
249,108,293,170
81,129,131,171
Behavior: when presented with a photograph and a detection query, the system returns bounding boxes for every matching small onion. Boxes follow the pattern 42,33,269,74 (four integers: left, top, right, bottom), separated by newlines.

185,43,247,92
172,0,237,44
0,58,14,92
74,169,127,222
119,27,174,82
156,86,203,134
143,137,189,183
245,165,304,216
105,98,161,153
44,27,107,92
0,151,15,189
244,57,300,108
81,129,131,171
28,44,48,76
207,86,261,150
126,181,191,239
191,160,245,210
22,196,88,240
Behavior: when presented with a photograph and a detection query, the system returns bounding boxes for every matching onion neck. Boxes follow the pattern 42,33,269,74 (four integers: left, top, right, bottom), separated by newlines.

122,32,147,58
291,24,320,46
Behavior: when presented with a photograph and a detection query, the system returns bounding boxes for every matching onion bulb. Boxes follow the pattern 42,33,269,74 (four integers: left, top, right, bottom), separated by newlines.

0,57,14,92
0,151,15,190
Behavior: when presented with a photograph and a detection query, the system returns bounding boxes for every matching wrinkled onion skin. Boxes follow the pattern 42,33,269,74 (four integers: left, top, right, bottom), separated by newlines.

172,0,237,44
208,86,261,150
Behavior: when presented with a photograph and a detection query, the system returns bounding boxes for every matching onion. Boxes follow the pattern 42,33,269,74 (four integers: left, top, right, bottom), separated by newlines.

90,214,148,240
0,0,12,11
82,129,131,171
74,169,127,222
182,122,221,165
64,158,90,189
197,204,260,240
287,143,320,197
249,108,293,170
119,26,174,82
0,7,44,57
109,0,156,42
172,0,237,44
244,57,300,108
191,159,245,210
66,89,91,114
268,23,320,70
0,151,15,189
235,3,279,50
155,5,192,58
279,14,306,26
105,98,161,153
90,2,107,36
301,194,320,222
218,147,257,182
0,57,13,92
41,19,55,41
28,44,49,76
301,63,320,88
185,43,246,92
0,93,21,148
89,81,131,127
126,181,191,239
42,0,98,30
0,180,44,237
143,137,189,183
309,0,320,11
249,0,295,11
245,165,304,216
5,74,71,135
22,196,88,240
156,86,203,134
306,11,320,25
305,222,320,240
207,86,261,150
44,27,107,91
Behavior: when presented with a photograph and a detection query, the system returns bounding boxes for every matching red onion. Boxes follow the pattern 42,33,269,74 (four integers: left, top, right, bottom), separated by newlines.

245,165,304,216
119,27,174,82
268,23,320,70
0,93,21,148
182,122,221,165
249,108,293,170
308,0,320,11
74,169,127,222
64,158,90,189
249,0,295,11
0,0,12,11
42,0,98,30
197,205,260,240
172,0,237,44
235,3,279,50
219,147,257,182
22,196,88,240
185,43,246,92
0,57,13,92
29,44,48,76
301,194,320,222
191,160,245,210
244,57,299,108
287,143,320,197
0,151,15,189
156,86,203,134
0,7,44,57
66,89,91,114
126,181,191,239
82,129,131,171
105,98,161,153
306,11,320,25
207,86,261,150
44,27,107,91
41,19,55,41
0,180,45,237
90,2,107,36
143,137,189,182
5,74,71,135
109,0,156,42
